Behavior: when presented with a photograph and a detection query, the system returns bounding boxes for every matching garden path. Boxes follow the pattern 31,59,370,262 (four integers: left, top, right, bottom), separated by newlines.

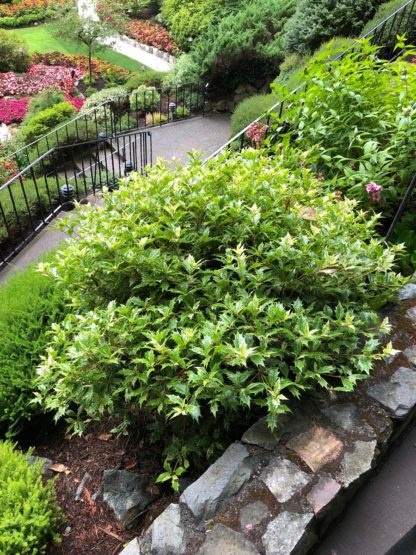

77,0,173,72
0,113,230,282
314,420,416,555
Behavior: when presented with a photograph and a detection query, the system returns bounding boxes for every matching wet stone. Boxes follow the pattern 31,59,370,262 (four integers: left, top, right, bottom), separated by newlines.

322,403,375,439
398,283,416,301
307,477,341,514
403,345,416,366
150,504,186,554
286,426,344,472
406,306,416,322
367,367,416,418
119,538,142,555
262,511,315,555
102,470,157,530
240,500,271,529
336,440,377,487
241,416,282,450
180,442,252,522
197,524,259,555
260,457,311,503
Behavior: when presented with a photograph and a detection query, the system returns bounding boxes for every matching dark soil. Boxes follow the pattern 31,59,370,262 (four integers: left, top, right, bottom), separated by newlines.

27,418,174,555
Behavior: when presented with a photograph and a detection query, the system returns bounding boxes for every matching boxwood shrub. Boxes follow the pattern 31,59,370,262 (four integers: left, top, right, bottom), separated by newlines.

0,441,62,554
36,148,404,482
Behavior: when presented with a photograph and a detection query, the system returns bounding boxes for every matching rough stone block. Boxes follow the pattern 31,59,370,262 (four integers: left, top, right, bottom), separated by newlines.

197,524,259,555
307,477,341,514
286,426,343,472
150,504,186,554
119,538,142,555
180,442,252,522
322,403,375,438
260,457,311,503
262,512,314,555
241,417,282,450
404,345,416,366
367,367,416,418
398,283,416,301
336,440,377,487
103,470,156,529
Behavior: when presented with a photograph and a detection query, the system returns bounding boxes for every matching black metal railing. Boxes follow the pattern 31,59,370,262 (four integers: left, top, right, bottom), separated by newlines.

0,130,152,270
10,81,206,169
207,0,416,159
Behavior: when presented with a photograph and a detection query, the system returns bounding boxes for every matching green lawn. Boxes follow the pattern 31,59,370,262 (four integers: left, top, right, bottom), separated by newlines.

9,24,148,72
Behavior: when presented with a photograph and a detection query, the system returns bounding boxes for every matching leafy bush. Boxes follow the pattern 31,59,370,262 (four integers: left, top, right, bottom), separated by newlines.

24,88,66,123
231,93,279,136
81,86,128,112
0,255,65,436
21,101,76,144
284,0,378,55
0,441,62,554
125,69,168,90
0,29,31,73
272,39,416,215
181,0,297,92
146,111,168,125
36,149,403,483
129,85,161,112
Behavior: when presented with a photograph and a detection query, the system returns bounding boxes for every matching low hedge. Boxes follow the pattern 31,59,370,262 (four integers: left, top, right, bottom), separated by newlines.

0,441,63,554
21,101,76,144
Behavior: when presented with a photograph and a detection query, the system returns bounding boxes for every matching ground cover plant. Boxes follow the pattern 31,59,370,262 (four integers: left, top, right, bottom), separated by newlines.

0,255,66,437
0,440,62,554
35,147,404,485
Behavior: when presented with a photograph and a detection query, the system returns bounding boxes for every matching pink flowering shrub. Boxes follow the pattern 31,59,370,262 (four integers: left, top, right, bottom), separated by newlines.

366,182,383,203
0,97,29,124
0,64,83,98
65,95,85,111
246,121,269,146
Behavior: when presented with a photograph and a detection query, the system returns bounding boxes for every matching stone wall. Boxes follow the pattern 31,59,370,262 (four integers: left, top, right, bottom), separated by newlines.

120,282,416,555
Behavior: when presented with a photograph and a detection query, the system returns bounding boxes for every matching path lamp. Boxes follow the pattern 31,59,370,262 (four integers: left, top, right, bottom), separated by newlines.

60,183,75,211
124,161,134,176
169,101,177,121
98,131,107,150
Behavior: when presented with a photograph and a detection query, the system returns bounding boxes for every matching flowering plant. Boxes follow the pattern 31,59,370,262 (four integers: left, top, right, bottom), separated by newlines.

124,19,179,55
0,98,29,124
366,182,383,203
0,64,83,98
246,121,269,146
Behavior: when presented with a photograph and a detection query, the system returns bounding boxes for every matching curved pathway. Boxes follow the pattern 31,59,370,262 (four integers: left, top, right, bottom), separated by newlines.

77,0,174,72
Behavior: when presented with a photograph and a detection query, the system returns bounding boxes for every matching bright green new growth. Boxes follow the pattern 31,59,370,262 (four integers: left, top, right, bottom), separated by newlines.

37,148,404,482
0,255,66,436
0,441,62,554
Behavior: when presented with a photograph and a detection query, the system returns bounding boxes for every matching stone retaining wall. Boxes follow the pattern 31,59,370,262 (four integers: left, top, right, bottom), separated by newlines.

122,36,176,66
120,281,416,555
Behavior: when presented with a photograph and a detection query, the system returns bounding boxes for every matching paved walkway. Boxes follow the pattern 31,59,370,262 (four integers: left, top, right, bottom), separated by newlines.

77,0,173,72
314,420,416,555
0,113,230,282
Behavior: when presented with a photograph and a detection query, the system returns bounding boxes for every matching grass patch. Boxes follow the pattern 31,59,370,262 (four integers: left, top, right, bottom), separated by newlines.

8,24,150,72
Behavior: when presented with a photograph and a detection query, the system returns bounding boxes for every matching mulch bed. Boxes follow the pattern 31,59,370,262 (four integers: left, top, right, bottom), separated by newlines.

28,418,175,555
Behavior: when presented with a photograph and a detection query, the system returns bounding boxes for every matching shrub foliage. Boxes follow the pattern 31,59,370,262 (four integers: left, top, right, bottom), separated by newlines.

36,149,403,481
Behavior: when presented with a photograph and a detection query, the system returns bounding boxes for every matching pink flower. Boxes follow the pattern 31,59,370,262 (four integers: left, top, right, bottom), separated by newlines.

365,182,383,203
245,523,254,531
246,121,269,146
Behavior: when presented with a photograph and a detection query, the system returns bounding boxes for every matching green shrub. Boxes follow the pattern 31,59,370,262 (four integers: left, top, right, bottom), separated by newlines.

0,441,63,554
36,148,404,485
21,102,76,144
284,0,378,54
230,93,279,136
125,70,168,90
129,85,161,112
80,86,129,124
24,88,67,124
182,0,297,92
0,254,65,436
272,39,416,215
0,29,30,73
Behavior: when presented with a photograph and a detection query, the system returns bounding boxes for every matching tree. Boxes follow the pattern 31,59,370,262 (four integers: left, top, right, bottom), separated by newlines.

52,5,121,81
